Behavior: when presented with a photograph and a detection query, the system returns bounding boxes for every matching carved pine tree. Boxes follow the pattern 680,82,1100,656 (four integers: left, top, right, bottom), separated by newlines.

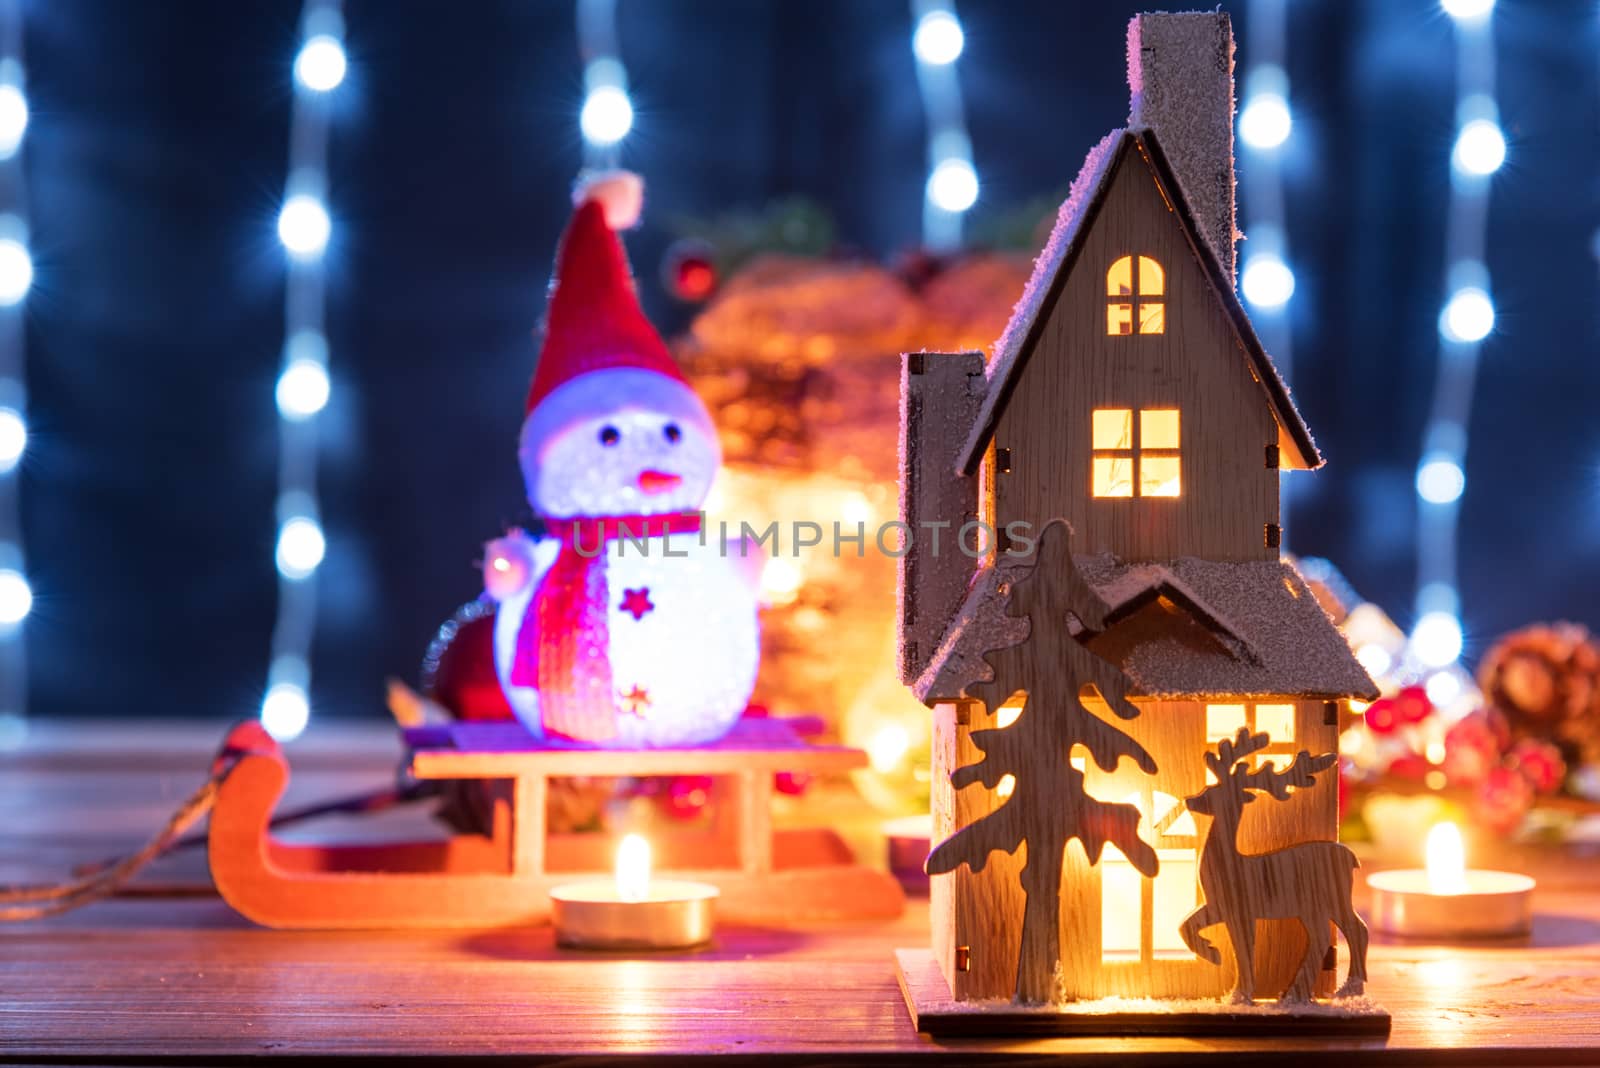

926,520,1160,1004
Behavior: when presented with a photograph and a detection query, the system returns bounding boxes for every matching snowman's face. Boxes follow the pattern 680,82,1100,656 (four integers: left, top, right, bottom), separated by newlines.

530,407,718,518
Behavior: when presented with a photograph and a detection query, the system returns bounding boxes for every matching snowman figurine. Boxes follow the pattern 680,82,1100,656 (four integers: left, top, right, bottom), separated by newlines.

482,172,761,747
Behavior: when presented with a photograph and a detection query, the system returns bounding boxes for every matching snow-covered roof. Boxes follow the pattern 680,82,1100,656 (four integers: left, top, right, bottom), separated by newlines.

1078,553,1376,701
957,128,1321,475
912,553,1377,706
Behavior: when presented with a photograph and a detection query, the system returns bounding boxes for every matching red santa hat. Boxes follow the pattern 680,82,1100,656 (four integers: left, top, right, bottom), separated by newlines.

520,172,714,466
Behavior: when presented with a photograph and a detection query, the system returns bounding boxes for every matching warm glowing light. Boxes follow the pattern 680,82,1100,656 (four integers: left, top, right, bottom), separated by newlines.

1425,821,1469,894
1092,409,1133,450
0,234,33,305
1417,456,1466,504
1411,611,1464,668
1440,286,1495,343
0,567,31,625
996,773,1016,799
276,516,326,580
1425,739,1448,764
1453,119,1506,177
1239,92,1292,149
1441,0,1494,21
276,357,330,420
278,194,331,258
580,85,634,146
0,406,24,473
261,681,310,741
1242,254,1296,308
759,556,803,606
294,34,347,93
1139,455,1181,497
867,724,911,774
0,82,28,160
912,10,964,65
1354,643,1393,677
841,490,873,526
996,696,1025,729
927,158,978,213
1255,704,1296,742
615,833,651,903
1349,699,1371,715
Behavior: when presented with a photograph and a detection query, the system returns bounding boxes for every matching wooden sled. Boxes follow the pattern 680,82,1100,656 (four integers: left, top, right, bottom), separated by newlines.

209,718,905,930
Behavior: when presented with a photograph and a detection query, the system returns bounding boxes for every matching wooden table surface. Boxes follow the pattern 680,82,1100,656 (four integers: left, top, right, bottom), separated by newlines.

4,721,1600,1065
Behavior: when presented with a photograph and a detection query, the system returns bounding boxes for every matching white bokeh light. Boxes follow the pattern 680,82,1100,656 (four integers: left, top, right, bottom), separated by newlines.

1425,670,1463,706
0,83,28,160
1441,0,1494,20
0,567,31,625
261,681,310,741
1241,254,1296,308
276,358,330,420
580,85,633,146
1239,93,1292,149
1411,611,1464,668
927,158,979,213
275,516,326,580
0,406,23,473
913,10,965,65
293,34,347,93
1416,456,1466,504
1452,119,1506,177
1439,286,1495,342
0,236,32,305
277,194,331,258
1354,642,1394,678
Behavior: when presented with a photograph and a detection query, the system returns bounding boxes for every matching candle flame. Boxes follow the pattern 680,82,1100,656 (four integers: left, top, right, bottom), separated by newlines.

615,833,651,903
1425,821,1469,895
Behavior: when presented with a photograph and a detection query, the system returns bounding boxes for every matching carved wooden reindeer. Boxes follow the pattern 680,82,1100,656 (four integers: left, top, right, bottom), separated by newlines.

1180,728,1368,1003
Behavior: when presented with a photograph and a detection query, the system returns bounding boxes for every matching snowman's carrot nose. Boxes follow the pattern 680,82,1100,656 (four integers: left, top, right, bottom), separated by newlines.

638,470,683,494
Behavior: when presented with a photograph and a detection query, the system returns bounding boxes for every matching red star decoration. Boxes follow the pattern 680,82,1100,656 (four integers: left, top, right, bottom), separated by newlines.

619,587,654,620
619,685,652,718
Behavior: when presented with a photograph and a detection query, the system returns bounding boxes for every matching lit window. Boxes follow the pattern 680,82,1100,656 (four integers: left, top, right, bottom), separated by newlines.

1101,790,1200,961
1107,255,1165,335
1206,702,1299,767
1091,407,1181,498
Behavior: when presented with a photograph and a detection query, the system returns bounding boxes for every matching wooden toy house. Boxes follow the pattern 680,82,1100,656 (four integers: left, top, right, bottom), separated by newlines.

897,11,1379,1008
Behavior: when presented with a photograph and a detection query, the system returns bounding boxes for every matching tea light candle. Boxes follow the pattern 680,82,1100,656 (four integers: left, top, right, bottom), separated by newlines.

550,834,718,950
1367,822,1535,939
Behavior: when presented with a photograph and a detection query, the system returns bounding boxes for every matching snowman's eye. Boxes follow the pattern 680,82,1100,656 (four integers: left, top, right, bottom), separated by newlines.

598,425,621,446
663,423,682,444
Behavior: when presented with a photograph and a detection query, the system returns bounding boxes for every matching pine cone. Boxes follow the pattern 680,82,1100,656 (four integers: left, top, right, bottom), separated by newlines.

1479,622,1600,767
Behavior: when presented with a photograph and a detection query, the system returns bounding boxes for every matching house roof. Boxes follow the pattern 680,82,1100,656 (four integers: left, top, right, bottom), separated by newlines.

911,552,1378,705
1076,554,1379,701
957,128,1322,475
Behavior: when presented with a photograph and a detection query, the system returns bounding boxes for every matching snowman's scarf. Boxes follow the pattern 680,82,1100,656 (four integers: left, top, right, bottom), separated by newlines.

511,512,703,742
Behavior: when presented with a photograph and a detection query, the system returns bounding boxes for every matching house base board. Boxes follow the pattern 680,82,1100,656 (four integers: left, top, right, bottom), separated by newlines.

894,949,1391,1036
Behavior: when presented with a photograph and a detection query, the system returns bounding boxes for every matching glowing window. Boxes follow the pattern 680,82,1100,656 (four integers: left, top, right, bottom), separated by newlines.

1091,407,1181,498
1101,790,1199,961
1206,702,1300,767
1106,255,1165,335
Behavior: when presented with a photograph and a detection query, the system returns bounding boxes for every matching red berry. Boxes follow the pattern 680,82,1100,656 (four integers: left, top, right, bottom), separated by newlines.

1443,714,1503,788
1507,738,1566,795
1364,698,1401,735
1473,765,1534,836
663,775,715,820
775,771,811,796
1395,685,1433,724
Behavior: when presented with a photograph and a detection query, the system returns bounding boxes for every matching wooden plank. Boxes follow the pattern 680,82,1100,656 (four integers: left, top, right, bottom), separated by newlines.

409,719,866,779
896,949,1389,1036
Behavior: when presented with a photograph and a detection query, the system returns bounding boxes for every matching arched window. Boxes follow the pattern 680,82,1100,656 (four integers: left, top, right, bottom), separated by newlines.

1106,255,1165,335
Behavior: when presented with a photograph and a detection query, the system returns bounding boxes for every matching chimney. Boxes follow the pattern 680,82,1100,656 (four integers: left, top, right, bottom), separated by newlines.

1127,11,1238,283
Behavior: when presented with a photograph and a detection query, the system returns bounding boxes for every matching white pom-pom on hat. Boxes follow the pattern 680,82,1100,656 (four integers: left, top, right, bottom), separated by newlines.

572,169,643,230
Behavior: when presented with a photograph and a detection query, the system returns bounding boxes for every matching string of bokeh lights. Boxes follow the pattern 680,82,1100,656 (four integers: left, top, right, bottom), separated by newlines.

261,0,346,741
1237,0,1297,552
910,0,976,251
1409,0,1506,684
0,0,29,747
577,0,632,168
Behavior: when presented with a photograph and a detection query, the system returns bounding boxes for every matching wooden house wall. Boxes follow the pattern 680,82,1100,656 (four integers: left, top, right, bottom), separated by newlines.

932,697,1340,1003
989,146,1281,563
